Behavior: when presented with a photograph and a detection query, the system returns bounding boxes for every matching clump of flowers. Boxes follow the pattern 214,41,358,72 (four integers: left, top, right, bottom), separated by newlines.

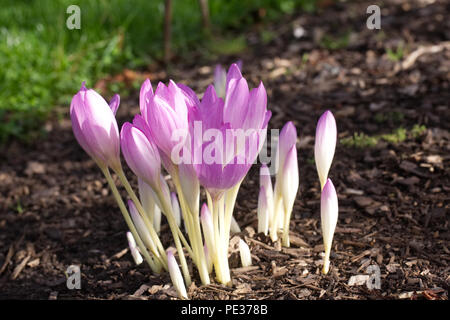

70,63,271,296
70,63,338,299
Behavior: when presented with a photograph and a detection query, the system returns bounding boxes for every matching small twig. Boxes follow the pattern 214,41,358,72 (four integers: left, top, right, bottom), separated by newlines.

247,238,275,251
394,41,450,74
106,247,129,263
11,255,31,280
0,245,14,275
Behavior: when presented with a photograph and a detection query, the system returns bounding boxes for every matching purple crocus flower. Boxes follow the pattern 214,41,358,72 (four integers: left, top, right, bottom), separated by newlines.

145,80,190,158
270,121,297,242
70,82,121,170
276,121,297,176
315,110,337,190
190,66,271,199
139,79,153,122
120,121,161,190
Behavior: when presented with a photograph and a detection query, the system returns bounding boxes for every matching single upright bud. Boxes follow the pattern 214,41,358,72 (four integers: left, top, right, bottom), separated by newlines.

239,239,252,267
321,179,339,274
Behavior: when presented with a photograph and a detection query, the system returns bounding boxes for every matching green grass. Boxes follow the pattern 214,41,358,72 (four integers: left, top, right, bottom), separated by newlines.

341,125,427,148
0,0,318,143
341,132,379,148
319,32,350,50
374,111,405,124
411,124,427,138
386,44,405,62
381,128,407,144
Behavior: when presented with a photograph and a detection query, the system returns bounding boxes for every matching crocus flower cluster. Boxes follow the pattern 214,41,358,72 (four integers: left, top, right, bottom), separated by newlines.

314,110,338,274
70,63,271,298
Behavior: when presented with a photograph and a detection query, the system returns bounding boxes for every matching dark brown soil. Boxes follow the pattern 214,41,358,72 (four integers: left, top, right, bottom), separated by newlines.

0,0,448,300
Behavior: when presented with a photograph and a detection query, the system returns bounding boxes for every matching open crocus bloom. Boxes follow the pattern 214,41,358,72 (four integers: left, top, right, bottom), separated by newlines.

70,82,121,170
70,62,275,289
170,64,270,284
190,65,271,199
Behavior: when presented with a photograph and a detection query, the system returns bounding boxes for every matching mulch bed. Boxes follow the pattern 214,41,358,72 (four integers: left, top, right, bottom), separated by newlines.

0,0,448,300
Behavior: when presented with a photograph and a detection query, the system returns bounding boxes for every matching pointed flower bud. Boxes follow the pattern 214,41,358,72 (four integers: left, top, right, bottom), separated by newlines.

126,232,143,265
276,121,297,177
320,179,338,274
239,239,252,267
70,82,121,170
120,122,161,190
146,81,189,158
230,216,241,234
315,110,337,190
280,145,299,247
281,145,299,217
167,249,188,299
128,200,156,253
200,204,215,257
139,79,153,122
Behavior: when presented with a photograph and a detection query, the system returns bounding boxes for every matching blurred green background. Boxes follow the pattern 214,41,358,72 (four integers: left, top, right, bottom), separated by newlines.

0,0,316,143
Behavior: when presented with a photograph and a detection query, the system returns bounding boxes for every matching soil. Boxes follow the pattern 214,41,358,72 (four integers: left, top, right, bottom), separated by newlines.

0,0,448,300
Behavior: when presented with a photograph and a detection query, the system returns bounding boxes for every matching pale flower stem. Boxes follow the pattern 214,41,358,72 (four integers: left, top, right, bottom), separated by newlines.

155,189,192,286
211,198,224,283
224,182,241,257
323,247,331,274
218,196,225,243
117,169,194,261
206,191,213,216
170,171,197,250
172,171,210,285
282,205,293,247
269,196,282,241
115,169,168,266
213,196,231,286
101,167,162,273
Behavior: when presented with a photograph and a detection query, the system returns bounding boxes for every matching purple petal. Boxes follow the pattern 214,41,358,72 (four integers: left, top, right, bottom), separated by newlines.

177,83,200,110
314,110,337,189
70,86,120,169
109,94,120,115
121,122,161,189
223,77,249,129
139,79,153,120
226,63,243,91
276,121,297,176
242,82,267,130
